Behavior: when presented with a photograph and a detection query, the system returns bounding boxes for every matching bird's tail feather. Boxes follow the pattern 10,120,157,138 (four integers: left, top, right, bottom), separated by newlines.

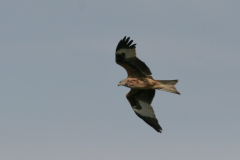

155,80,180,95
156,80,178,85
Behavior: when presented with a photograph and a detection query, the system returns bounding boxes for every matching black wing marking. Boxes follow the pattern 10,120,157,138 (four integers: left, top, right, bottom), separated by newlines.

116,36,136,51
126,89,162,133
115,36,152,78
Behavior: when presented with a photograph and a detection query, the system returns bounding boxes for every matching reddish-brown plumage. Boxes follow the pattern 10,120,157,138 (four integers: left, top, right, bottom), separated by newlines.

124,77,159,89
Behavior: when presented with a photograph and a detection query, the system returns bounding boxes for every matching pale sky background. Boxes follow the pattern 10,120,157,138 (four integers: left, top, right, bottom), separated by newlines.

1,0,240,160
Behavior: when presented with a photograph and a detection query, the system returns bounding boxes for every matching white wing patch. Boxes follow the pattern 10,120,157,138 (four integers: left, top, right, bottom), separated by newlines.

133,100,156,118
116,48,136,58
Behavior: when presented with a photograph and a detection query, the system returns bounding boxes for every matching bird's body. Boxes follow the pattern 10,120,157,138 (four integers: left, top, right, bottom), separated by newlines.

120,77,180,93
115,36,180,133
121,77,158,89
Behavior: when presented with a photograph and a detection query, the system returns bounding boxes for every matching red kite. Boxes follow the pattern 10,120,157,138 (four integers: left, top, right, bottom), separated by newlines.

116,36,180,133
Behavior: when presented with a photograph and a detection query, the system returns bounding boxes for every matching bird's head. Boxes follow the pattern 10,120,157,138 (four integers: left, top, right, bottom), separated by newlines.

118,79,126,86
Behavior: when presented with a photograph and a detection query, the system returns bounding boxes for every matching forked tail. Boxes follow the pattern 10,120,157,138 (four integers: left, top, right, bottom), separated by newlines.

155,80,180,95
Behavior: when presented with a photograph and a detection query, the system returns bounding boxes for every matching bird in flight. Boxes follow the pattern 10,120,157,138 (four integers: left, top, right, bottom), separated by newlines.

116,36,180,133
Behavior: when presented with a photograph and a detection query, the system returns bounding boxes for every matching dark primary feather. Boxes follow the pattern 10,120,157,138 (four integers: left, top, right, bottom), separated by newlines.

126,89,162,133
135,113,161,133
115,37,152,78
116,36,136,51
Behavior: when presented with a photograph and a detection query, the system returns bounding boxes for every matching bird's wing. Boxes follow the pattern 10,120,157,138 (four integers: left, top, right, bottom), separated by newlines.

115,36,152,78
126,89,162,133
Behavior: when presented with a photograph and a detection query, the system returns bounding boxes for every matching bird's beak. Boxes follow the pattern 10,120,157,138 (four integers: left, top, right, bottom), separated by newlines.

118,83,121,86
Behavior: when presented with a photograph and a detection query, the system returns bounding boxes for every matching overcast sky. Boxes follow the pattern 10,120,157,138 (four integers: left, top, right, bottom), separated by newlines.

1,0,240,160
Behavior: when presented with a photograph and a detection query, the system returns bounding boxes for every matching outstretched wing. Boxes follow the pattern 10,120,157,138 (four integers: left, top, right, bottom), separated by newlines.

115,36,152,78
126,89,162,133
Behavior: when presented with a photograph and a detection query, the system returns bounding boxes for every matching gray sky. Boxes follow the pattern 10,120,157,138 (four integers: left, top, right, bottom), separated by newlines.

1,0,240,160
